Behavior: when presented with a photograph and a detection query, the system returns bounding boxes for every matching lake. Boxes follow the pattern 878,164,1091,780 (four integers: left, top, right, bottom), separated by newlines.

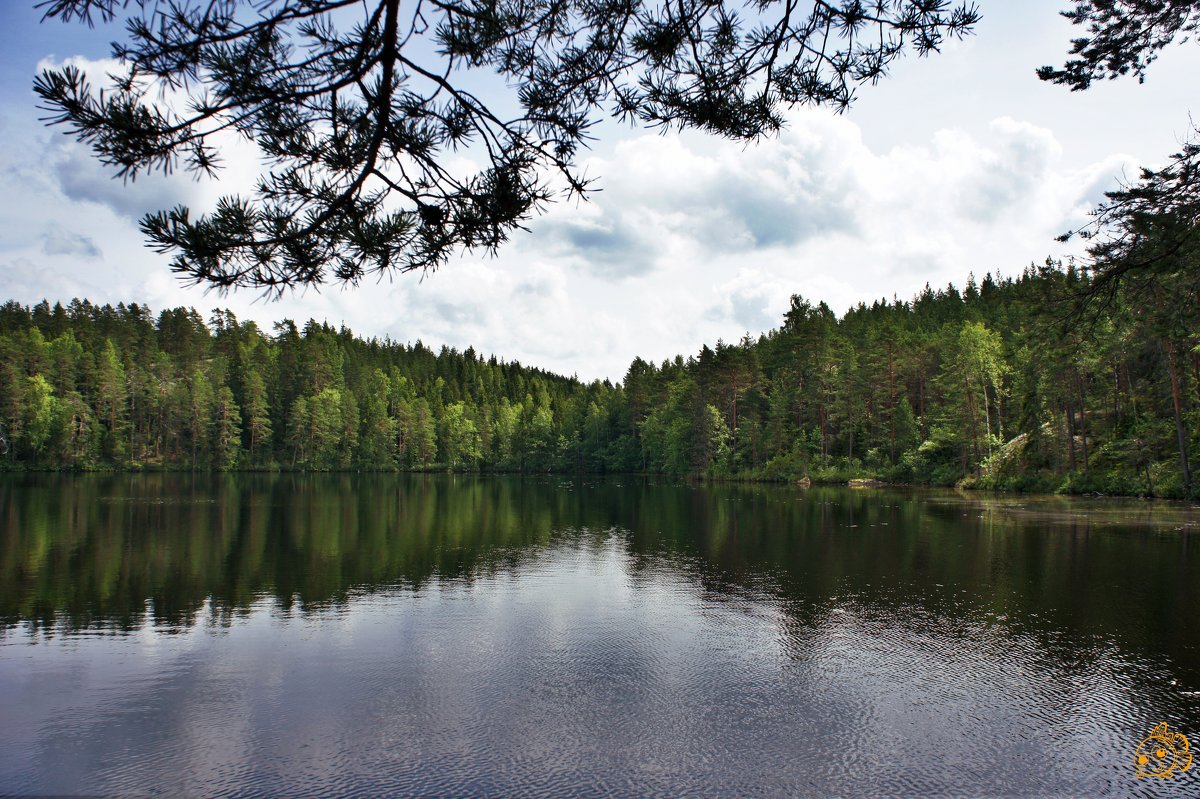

2,474,1199,796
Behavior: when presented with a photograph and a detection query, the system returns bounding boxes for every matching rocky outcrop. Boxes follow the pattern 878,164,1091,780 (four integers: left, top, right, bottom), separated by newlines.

847,478,886,488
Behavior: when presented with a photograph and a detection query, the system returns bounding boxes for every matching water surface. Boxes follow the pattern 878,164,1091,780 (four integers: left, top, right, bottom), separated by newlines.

2,475,1198,796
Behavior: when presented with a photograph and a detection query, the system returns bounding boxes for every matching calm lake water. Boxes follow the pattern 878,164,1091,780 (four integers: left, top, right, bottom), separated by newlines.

2,475,1199,797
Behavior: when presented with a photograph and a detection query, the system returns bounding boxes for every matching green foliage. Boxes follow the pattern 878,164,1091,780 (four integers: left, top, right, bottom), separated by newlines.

438,401,482,470
0,261,1195,499
308,388,347,469
20,375,57,459
760,442,809,482
893,397,920,457
617,264,1196,498
0,299,627,473
357,370,397,468
213,386,242,470
241,367,272,465
94,338,127,463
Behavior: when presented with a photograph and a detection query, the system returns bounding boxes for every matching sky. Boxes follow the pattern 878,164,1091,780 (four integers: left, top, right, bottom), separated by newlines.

0,2,1198,382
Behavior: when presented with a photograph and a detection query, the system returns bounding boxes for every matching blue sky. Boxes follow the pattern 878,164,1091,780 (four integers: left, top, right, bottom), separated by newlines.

1,2,1198,380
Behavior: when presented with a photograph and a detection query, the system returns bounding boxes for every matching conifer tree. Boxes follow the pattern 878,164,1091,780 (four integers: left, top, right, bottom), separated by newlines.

36,0,978,289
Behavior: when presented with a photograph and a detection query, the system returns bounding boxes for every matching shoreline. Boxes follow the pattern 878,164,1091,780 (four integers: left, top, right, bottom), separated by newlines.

0,466,1190,502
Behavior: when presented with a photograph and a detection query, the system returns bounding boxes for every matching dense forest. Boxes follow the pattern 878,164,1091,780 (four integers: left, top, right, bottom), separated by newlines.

0,261,1195,498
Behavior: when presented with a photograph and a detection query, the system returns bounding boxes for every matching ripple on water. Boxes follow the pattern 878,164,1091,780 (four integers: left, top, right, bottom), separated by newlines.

4,506,1200,797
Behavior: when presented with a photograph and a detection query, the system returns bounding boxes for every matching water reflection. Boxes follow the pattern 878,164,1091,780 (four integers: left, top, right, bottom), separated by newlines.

1,475,1199,796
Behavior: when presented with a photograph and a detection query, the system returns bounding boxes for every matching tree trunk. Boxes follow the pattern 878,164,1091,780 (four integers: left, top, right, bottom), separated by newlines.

1125,362,1139,422
963,375,980,467
1194,291,1200,404
981,377,992,457
1165,339,1192,492
1192,348,1200,405
996,379,1004,443
1111,365,1120,429
918,373,926,421
818,401,828,459
888,344,897,463
1077,375,1089,477
1065,403,1077,473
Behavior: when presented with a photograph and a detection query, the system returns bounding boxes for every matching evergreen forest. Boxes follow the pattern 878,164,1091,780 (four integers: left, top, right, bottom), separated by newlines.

0,261,1196,498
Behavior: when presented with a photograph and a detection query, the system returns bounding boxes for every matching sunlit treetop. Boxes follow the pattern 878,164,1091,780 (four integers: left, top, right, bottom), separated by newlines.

34,0,979,293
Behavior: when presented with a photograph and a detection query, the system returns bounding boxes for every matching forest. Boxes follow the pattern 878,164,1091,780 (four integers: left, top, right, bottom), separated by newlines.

0,261,1195,498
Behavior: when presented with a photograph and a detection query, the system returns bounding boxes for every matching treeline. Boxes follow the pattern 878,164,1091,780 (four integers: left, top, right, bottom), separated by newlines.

0,260,1196,497
0,300,634,473
625,262,1198,498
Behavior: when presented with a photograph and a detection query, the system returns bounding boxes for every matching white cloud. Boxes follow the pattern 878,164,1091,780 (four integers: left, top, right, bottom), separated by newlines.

41,225,101,258
35,55,266,221
49,138,200,220
6,25,1179,383
0,100,1134,382
489,109,1114,370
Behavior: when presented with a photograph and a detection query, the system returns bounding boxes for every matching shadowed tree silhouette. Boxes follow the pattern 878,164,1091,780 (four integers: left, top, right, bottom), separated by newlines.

1037,1,1200,90
34,0,978,293
1039,3,1200,304
1059,130,1200,306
